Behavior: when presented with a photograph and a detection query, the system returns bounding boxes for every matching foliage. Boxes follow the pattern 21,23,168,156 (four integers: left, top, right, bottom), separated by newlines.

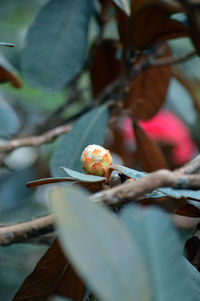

1,0,200,301
21,0,94,91
50,106,109,176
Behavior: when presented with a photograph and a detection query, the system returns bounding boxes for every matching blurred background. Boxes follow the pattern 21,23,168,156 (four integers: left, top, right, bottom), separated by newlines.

0,1,200,300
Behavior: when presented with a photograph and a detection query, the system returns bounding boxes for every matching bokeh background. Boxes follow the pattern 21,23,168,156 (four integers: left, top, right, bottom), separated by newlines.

0,1,200,300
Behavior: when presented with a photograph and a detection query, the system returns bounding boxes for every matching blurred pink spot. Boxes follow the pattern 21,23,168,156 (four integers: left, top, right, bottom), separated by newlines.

122,110,196,165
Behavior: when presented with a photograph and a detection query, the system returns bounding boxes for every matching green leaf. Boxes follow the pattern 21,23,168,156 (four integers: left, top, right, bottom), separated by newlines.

112,164,146,179
50,106,109,176
184,258,200,298
0,98,20,138
120,206,197,301
51,186,150,301
60,167,106,182
21,0,94,91
158,187,200,200
112,0,130,15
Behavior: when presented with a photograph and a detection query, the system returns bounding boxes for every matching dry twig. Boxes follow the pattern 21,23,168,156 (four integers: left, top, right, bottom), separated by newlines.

0,214,54,246
0,124,72,153
0,46,196,155
1,156,200,245
153,50,197,67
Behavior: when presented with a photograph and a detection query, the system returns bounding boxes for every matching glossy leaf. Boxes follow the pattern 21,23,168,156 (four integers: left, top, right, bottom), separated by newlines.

125,46,171,120
51,185,150,301
21,0,94,91
134,121,169,171
120,206,197,301
50,106,109,176
60,167,106,182
14,239,85,301
112,0,130,15
0,98,20,138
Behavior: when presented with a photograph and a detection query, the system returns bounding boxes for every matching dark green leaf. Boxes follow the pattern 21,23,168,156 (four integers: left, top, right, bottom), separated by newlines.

50,106,109,176
120,206,197,301
111,164,146,179
158,187,200,200
51,186,150,301
21,0,94,91
112,0,130,15
184,258,200,298
0,98,20,138
60,167,106,182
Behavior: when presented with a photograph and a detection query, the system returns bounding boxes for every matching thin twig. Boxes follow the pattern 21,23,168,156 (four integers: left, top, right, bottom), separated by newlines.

2,45,195,152
178,154,200,174
59,45,168,126
93,170,200,205
0,124,72,153
2,155,200,245
36,82,80,133
153,50,197,67
0,214,54,246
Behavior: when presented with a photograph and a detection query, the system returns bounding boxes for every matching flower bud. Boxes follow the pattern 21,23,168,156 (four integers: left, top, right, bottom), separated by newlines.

81,144,112,179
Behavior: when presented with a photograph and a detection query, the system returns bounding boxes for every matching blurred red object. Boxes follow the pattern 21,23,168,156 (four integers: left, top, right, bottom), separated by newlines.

121,110,196,165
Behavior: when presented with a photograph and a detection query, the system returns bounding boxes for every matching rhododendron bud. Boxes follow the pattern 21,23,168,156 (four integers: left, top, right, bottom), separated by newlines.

81,144,112,178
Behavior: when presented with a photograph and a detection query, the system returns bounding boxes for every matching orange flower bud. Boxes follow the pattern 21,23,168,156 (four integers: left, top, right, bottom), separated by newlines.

81,145,112,179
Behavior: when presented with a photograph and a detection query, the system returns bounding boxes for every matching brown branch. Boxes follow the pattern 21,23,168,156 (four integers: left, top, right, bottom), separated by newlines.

152,50,197,67
2,155,200,245
3,45,194,154
0,214,54,246
178,154,200,174
2,46,195,155
0,44,199,245
93,170,200,205
55,45,169,127
59,45,197,128
0,124,72,153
